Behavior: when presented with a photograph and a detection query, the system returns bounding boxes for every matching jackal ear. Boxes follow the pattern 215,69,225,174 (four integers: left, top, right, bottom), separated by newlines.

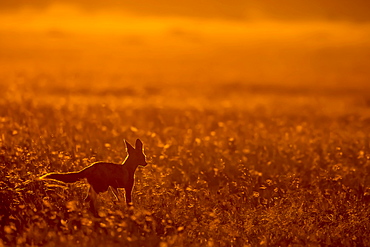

125,140,135,154
135,139,143,150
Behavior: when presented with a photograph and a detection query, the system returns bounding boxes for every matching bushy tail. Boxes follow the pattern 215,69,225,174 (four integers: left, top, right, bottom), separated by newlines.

40,171,84,183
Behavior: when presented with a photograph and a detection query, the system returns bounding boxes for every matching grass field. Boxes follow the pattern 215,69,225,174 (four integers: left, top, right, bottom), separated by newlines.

1,5,370,246
1,75,370,246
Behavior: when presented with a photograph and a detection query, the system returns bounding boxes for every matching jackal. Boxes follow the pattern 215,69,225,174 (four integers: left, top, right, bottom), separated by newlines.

41,139,147,212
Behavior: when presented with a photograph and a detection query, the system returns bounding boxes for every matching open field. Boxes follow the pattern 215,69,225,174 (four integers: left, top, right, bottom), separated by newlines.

1,75,370,246
1,3,370,246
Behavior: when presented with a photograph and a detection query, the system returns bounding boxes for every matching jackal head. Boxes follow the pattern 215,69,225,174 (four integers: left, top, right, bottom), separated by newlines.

125,139,148,167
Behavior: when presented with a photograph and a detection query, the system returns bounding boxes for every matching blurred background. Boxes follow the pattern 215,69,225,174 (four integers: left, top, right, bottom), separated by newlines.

1,0,369,93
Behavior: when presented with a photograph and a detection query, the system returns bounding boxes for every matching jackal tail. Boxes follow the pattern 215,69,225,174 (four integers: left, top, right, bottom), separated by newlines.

40,171,84,183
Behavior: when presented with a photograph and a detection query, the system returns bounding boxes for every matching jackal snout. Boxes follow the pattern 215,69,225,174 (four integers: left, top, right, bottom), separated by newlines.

139,158,147,167
136,149,148,166
137,144,148,167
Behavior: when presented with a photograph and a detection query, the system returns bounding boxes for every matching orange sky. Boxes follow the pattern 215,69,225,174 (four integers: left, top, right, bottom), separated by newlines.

1,0,370,22
0,2,369,88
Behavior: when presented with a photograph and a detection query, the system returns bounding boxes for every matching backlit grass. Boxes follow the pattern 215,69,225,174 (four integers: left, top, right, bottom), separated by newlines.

1,76,370,246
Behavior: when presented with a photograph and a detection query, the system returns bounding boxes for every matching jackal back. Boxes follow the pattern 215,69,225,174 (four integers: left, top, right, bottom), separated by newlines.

83,162,132,193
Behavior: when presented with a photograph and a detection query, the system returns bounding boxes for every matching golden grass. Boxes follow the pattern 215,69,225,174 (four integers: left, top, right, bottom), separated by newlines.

1,74,370,246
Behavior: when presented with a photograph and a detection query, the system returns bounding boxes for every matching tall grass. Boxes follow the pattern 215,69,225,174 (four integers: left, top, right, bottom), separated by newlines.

1,77,370,246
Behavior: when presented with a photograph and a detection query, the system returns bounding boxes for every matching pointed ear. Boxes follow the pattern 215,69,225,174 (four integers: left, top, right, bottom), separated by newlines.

135,139,143,150
125,140,135,154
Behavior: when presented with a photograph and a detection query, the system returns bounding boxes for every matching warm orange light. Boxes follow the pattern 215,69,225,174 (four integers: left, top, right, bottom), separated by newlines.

0,3,369,86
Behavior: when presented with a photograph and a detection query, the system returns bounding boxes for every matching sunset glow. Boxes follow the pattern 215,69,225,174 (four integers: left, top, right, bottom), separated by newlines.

1,3,369,86
1,2,370,246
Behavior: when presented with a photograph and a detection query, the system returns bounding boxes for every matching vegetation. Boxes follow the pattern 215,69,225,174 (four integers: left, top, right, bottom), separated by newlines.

1,76,370,246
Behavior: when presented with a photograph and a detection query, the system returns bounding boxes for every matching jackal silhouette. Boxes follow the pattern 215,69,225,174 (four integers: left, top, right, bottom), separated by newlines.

41,139,147,212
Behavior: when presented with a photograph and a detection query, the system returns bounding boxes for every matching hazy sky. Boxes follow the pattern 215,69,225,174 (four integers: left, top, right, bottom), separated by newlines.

1,0,370,22
1,0,369,87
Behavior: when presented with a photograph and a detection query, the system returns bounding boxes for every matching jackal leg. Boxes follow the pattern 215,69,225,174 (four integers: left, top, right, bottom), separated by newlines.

110,187,120,201
85,186,99,216
125,184,133,206
84,186,91,201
